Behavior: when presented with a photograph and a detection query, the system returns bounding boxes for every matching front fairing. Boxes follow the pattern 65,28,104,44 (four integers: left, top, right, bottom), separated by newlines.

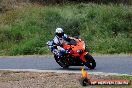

63,38,86,56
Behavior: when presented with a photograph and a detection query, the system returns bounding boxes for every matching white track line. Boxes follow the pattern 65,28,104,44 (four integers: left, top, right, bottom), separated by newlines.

0,69,131,76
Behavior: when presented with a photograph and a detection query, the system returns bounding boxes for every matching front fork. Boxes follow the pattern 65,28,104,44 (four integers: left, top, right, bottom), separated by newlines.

80,52,88,63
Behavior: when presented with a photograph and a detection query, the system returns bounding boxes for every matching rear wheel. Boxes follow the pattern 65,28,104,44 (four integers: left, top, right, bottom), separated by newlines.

84,54,96,69
54,55,69,69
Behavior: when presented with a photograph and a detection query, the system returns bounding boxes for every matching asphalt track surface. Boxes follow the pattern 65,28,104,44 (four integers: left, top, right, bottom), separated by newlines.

0,56,131,75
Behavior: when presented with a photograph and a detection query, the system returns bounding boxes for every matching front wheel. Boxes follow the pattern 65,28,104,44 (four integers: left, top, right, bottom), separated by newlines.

54,55,69,69
84,54,96,69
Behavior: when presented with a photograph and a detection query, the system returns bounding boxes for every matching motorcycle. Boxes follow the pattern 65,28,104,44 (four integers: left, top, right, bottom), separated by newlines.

47,37,96,69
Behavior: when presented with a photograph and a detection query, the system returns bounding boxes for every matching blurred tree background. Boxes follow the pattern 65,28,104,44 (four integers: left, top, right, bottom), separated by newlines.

29,0,132,5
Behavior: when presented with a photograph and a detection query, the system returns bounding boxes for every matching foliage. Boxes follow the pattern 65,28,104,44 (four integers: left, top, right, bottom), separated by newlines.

0,3,132,55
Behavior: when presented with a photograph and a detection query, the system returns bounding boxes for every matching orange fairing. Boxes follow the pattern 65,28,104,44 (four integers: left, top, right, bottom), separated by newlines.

80,52,87,62
63,38,88,62
63,38,85,53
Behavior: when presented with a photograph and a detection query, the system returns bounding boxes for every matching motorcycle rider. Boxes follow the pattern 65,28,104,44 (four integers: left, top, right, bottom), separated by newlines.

47,28,96,69
50,28,70,57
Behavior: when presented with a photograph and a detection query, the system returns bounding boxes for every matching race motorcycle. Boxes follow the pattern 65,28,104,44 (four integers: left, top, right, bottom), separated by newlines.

47,37,96,69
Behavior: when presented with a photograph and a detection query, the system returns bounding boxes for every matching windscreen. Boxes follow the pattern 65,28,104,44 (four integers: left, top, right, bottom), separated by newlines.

67,39,77,46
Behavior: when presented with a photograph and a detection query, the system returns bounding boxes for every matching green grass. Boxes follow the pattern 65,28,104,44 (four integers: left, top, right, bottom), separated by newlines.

0,3,132,55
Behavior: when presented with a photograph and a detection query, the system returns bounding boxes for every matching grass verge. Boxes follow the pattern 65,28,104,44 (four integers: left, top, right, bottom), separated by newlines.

0,2,132,55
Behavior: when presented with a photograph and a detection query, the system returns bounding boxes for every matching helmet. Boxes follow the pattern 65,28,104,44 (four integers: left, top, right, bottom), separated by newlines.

55,28,64,38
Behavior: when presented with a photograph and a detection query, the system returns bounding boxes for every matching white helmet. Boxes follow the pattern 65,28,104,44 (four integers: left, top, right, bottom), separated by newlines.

55,28,64,37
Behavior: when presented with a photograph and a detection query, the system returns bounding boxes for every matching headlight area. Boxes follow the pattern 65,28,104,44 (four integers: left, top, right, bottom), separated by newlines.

76,50,83,54
77,50,81,53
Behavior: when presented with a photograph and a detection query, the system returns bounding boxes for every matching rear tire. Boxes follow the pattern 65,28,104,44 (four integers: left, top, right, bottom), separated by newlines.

54,55,69,69
84,54,96,69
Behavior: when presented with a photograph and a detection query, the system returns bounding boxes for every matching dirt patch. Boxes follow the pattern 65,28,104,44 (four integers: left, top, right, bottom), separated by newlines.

0,71,129,88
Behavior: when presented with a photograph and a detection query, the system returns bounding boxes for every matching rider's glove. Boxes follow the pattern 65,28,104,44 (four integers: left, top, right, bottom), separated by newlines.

52,49,58,54
65,50,70,54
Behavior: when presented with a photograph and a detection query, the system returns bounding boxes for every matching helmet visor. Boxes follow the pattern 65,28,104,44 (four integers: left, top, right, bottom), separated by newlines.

56,33,64,37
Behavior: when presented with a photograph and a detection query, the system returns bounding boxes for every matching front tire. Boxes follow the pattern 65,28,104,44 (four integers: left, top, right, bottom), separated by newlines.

54,55,69,69
84,54,96,69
